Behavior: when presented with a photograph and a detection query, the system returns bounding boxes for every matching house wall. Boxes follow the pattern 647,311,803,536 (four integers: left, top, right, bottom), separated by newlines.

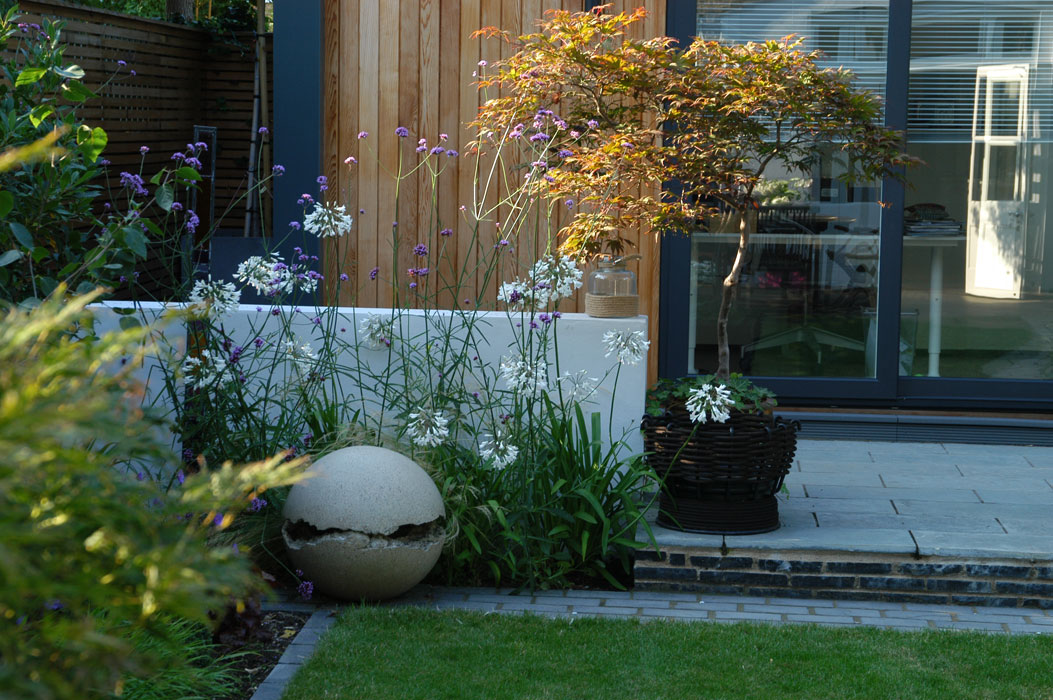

320,0,667,383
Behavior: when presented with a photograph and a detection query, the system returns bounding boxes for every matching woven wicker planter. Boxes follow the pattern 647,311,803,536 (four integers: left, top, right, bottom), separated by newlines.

641,408,799,535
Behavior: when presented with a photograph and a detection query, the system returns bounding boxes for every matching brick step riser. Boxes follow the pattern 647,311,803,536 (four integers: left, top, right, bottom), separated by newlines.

635,549,1053,609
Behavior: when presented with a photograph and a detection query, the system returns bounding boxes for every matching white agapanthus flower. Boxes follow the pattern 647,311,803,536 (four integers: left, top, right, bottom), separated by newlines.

187,276,240,320
498,254,582,310
557,369,599,403
602,329,650,365
236,255,317,296
284,339,318,379
530,254,583,302
182,349,234,389
303,202,353,238
407,407,450,447
499,354,548,393
479,432,518,469
359,314,394,350
685,383,735,424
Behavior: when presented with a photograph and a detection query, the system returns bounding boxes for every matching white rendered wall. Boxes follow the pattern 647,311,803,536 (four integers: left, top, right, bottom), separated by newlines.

92,302,649,455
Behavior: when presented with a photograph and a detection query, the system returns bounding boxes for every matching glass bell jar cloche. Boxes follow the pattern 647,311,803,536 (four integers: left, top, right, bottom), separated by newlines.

585,254,640,318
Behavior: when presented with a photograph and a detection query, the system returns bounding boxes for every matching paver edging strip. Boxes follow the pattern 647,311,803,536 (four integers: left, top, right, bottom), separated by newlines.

249,607,338,700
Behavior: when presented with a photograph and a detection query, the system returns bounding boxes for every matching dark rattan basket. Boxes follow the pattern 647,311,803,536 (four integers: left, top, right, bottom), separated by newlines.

641,408,799,535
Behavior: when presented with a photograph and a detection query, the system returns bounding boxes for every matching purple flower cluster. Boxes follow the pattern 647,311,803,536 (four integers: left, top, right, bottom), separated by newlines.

395,126,410,138
369,266,379,281
297,580,314,600
119,171,148,198
185,210,200,234
249,497,268,512
439,228,452,237
413,243,428,257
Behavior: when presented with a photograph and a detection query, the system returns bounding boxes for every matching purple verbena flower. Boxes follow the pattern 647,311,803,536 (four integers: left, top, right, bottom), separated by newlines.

369,267,379,281
298,580,314,600
272,164,286,175
395,126,409,138
413,243,428,257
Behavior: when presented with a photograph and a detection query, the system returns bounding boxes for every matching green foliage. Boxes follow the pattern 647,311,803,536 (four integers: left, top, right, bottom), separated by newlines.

0,9,129,304
0,289,305,700
117,617,242,700
495,399,656,589
646,373,778,417
61,0,261,32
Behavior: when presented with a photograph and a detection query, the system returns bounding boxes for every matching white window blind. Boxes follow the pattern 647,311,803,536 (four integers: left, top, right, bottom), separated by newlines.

694,0,889,104
908,1,1053,143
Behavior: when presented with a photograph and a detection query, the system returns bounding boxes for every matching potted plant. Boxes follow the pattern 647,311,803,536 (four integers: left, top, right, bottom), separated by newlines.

472,7,915,533
642,374,796,534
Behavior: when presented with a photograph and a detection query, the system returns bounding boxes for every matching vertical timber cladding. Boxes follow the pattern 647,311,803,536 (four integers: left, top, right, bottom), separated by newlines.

322,0,666,383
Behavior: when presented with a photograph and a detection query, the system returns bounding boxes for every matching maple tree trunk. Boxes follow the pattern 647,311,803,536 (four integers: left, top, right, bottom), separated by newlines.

166,0,194,21
715,208,754,379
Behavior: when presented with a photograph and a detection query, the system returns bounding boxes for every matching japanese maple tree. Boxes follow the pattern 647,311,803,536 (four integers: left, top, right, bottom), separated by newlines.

473,5,917,378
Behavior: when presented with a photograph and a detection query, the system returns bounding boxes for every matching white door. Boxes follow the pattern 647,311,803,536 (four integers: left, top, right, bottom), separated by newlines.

966,64,1028,299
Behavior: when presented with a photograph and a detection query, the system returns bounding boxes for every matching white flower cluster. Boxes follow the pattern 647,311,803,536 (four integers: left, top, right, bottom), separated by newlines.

499,354,548,394
557,369,598,403
479,432,518,469
284,338,318,380
182,349,234,389
497,254,582,310
602,329,649,366
407,407,450,447
236,255,317,296
303,202,353,238
359,314,394,350
685,383,735,424
187,277,241,321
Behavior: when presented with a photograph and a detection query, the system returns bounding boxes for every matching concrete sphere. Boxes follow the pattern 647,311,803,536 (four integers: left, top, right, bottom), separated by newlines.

282,445,444,601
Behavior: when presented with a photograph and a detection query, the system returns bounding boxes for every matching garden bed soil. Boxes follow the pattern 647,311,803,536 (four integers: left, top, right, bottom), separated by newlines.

212,609,310,700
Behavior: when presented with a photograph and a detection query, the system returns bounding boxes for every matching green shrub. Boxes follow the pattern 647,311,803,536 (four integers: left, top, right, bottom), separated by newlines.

0,289,304,700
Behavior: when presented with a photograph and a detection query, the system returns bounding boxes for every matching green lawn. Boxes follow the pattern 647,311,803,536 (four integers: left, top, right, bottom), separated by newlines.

282,607,1053,700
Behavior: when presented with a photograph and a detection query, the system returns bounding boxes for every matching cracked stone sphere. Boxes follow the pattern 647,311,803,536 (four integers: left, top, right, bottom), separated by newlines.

282,445,445,601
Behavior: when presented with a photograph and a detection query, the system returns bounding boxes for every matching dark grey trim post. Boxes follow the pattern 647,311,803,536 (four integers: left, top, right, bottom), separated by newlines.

874,0,912,396
658,0,699,378
273,0,324,288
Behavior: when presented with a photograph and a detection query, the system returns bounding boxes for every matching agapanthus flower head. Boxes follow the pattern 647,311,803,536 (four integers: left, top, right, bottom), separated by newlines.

284,338,319,380
602,329,649,365
187,276,240,320
685,383,735,424
236,254,317,296
359,314,394,350
303,202,353,238
479,431,518,470
557,370,599,403
407,407,450,447
182,349,235,389
499,355,547,394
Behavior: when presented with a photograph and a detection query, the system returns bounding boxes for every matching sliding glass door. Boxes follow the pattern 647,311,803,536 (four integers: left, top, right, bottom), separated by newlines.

662,0,1053,408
